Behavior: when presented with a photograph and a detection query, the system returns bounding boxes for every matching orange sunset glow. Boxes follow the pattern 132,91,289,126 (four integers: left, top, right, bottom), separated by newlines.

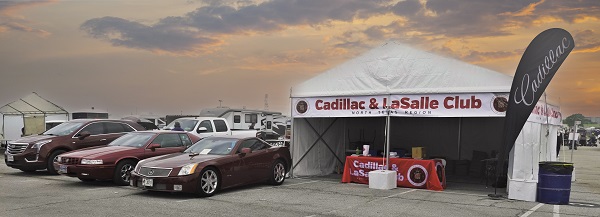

0,0,599,118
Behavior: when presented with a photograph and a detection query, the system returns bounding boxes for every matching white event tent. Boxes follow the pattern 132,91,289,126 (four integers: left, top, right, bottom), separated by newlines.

289,42,561,201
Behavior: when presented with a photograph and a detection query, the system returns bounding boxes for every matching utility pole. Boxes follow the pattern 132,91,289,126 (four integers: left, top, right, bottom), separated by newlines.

264,94,269,111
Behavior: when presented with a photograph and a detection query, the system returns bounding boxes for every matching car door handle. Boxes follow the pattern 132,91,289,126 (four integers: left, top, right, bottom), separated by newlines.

100,139,107,141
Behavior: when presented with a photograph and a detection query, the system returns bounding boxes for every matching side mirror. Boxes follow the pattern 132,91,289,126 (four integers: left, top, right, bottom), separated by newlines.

78,131,91,140
196,127,208,134
147,143,161,151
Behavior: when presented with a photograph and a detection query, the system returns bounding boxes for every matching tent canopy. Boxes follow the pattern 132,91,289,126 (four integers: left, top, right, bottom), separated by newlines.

292,41,513,98
0,92,68,115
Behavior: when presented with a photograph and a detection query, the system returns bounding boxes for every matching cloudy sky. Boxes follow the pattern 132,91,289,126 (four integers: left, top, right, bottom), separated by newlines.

0,0,599,118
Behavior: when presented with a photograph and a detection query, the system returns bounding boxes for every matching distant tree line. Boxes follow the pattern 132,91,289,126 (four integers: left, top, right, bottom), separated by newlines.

563,113,596,127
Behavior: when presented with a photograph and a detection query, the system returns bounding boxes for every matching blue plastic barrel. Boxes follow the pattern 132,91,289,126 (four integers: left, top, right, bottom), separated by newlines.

536,161,574,205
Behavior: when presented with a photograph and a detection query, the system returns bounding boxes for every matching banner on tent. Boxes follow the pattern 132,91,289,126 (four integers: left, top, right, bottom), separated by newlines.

292,93,510,117
341,156,445,191
528,102,562,125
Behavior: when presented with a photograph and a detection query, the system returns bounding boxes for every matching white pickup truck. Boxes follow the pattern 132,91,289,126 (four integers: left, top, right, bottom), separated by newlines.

163,117,257,139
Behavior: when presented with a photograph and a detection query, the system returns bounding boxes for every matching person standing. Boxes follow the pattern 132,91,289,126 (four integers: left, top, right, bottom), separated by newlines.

172,122,184,131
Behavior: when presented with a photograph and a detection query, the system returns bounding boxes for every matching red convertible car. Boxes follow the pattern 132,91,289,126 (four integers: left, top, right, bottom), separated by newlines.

54,131,200,185
130,136,291,197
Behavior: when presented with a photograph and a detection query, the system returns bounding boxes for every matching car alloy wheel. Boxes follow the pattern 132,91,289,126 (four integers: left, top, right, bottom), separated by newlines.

269,160,286,185
201,169,218,195
113,160,136,186
121,164,133,182
274,162,285,183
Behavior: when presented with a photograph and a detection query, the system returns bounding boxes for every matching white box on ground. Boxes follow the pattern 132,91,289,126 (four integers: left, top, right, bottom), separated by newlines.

507,178,537,202
368,170,397,190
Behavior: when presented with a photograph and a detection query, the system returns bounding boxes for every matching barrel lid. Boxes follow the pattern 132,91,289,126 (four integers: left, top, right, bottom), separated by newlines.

539,161,573,166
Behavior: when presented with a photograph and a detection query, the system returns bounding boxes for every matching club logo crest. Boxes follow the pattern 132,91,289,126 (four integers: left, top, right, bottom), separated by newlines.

407,164,428,187
295,99,309,115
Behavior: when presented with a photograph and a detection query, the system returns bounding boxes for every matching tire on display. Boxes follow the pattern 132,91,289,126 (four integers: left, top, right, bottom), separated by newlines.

269,160,286,185
197,167,219,197
46,150,66,175
113,160,136,186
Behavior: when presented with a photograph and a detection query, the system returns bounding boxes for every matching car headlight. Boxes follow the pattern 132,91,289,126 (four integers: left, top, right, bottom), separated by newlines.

178,163,198,176
81,159,103,165
31,140,52,152
134,159,147,173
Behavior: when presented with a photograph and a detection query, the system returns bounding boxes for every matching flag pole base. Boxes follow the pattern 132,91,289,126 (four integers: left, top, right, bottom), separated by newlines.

488,194,505,200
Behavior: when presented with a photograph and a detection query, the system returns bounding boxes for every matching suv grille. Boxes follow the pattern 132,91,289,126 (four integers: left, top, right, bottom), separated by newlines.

6,143,29,155
139,167,172,177
61,157,80,165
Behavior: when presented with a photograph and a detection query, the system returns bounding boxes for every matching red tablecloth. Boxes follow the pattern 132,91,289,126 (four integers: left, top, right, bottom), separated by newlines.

342,156,446,191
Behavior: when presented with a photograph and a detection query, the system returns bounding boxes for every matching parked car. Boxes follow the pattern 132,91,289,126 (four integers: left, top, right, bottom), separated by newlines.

54,131,200,185
163,117,257,139
45,120,67,131
130,136,291,197
4,119,146,174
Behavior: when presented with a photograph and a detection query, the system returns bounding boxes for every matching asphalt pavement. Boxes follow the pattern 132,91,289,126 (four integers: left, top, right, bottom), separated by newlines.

1,147,599,217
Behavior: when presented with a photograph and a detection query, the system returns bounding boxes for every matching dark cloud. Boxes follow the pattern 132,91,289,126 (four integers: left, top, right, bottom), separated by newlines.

533,0,600,23
573,29,600,51
363,26,386,40
82,0,599,55
81,17,222,54
82,0,394,54
391,0,421,16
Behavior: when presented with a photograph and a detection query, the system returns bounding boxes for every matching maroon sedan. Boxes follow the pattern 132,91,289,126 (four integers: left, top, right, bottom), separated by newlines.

130,136,291,197
54,131,200,185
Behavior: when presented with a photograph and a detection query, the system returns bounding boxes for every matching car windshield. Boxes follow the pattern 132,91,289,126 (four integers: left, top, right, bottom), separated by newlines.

164,119,198,132
108,133,154,148
184,138,238,155
43,122,84,136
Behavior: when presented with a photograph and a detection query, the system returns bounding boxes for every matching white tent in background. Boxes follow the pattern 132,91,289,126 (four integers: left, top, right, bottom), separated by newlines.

290,41,561,201
0,92,69,144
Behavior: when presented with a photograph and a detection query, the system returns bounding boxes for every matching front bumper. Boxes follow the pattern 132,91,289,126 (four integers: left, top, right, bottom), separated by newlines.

54,162,115,180
4,150,46,171
130,171,200,194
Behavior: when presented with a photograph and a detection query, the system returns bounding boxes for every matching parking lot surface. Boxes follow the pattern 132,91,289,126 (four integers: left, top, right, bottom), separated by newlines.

1,147,599,217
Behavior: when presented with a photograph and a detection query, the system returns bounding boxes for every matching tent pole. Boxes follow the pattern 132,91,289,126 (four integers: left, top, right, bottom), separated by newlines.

289,94,294,178
457,117,462,160
385,111,390,170
2,115,4,141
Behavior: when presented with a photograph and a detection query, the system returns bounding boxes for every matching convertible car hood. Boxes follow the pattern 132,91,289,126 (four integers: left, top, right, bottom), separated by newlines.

61,146,141,159
140,153,222,169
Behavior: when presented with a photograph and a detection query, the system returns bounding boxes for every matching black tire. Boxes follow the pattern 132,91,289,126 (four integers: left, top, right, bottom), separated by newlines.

197,167,219,197
268,160,286,185
113,160,136,186
78,177,95,182
46,150,66,175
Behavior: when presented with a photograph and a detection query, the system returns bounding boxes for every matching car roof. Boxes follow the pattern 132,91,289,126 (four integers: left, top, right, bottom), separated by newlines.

206,135,257,140
174,117,225,121
131,130,189,134
67,119,136,123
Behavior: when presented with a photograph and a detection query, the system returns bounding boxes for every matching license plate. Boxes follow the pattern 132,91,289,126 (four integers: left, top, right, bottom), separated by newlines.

142,177,153,187
6,154,14,162
58,165,68,174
